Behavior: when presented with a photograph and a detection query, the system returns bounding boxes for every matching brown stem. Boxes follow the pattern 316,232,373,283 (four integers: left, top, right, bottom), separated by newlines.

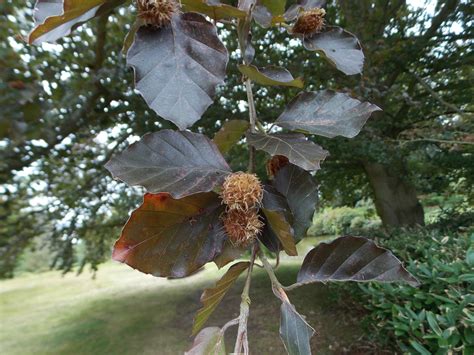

233,243,258,354
259,251,291,303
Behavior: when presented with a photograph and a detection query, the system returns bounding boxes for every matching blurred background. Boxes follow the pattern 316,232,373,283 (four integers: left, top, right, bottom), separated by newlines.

1,0,473,354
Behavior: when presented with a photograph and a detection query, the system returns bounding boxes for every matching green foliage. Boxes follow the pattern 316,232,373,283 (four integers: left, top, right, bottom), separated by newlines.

308,203,381,236
357,229,474,354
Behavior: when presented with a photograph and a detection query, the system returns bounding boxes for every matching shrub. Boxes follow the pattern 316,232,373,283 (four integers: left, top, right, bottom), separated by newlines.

356,229,474,354
308,204,381,236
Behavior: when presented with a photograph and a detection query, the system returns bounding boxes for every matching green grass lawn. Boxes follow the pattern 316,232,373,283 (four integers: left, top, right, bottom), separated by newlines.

1,237,365,354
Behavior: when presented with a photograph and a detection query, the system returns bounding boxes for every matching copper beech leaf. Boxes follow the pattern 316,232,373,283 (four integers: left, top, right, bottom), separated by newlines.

212,120,249,155
276,90,381,138
280,301,315,355
193,261,250,335
29,0,124,45
262,209,297,256
186,327,226,355
297,236,420,286
303,26,364,76
273,164,318,241
238,65,304,88
181,0,246,20
127,13,228,129
247,132,328,171
112,192,227,278
213,241,247,269
105,130,231,199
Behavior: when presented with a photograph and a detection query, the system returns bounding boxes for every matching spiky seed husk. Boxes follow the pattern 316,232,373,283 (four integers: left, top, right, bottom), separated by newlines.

292,8,326,36
222,209,263,246
220,172,264,211
136,0,180,28
266,155,290,178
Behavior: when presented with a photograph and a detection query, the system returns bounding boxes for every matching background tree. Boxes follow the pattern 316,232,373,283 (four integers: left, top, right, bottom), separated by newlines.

0,0,472,279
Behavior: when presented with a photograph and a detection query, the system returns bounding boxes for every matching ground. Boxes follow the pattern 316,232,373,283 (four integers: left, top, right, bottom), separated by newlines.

0,238,367,355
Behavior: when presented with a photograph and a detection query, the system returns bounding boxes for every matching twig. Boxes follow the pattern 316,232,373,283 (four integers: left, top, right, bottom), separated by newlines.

233,243,258,354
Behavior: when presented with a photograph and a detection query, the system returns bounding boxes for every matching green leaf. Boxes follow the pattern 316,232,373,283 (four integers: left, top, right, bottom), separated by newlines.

238,65,304,88
296,236,420,286
280,301,315,355
127,13,228,129
122,19,143,55
181,0,247,20
193,262,250,335
105,130,231,199
213,120,249,155
247,132,328,171
112,192,227,278
260,0,286,15
409,340,431,355
262,208,297,256
466,246,474,267
273,164,318,240
302,26,364,76
186,327,226,355
28,0,124,44
276,90,381,138
426,312,443,336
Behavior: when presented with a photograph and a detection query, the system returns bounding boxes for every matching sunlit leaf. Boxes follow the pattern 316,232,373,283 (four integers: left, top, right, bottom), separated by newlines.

296,236,420,286
303,26,364,75
280,301,315,355
273,164,318,240
112,192,227,278
127,13,228,129
238,65,304,88
28,0,124,44
213,120,249,155
276,90,381,138
262,209,297,256
105,130,231,199
181,0,246,20
186,327,226,355
122,18,143,55
247,132,328,171
193,262,250,335
259,0,286,15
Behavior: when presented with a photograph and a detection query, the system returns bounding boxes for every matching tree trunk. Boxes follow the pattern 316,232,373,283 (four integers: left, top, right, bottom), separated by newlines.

363,161,425,227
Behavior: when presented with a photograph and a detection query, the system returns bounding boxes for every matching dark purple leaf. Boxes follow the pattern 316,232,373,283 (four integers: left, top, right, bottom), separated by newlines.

213,120,249,155
127,13,228,129
273,164,318,240
112,192,227,278
213,241,247,269
280,301,315,355
297,236,420,286
193,262,250,335
238,65,304,88
253,5,273,28
276,90,381,138
186,327,226,355
105,130,231,199
247,132,328,171
29,0,124,45
303,26,364,75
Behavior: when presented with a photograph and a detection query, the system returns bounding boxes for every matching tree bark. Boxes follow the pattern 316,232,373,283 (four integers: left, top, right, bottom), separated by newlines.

363,161,425,227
